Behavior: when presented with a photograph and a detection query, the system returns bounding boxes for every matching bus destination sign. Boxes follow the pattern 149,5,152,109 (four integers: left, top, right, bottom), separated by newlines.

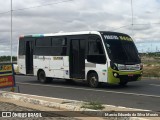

0,63,15,88
104,35,133,41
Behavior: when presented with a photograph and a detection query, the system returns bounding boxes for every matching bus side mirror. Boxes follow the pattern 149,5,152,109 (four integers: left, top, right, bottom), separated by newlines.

87,55,106,64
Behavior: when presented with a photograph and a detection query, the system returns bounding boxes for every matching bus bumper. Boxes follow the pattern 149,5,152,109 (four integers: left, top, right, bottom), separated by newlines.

107,67,143,85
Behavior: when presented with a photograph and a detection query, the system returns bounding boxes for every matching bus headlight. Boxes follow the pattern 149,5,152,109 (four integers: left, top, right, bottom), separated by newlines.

113,72,119,78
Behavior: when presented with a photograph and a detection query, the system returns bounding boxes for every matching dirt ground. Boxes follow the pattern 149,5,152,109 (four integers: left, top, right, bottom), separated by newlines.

143,65,160,77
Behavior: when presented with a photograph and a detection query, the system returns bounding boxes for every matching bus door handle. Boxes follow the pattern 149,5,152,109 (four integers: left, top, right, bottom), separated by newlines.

60,68,64,69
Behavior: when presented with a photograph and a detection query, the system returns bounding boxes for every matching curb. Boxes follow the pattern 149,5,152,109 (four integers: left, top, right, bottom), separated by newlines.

0,91,150,120
0,91,84,111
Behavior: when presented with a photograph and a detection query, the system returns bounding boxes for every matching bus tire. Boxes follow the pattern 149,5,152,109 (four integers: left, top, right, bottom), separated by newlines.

88,72,99,88
38,70,51,83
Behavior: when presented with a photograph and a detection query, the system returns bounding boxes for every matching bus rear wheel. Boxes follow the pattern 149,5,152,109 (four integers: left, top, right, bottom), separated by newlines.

88,72,99,88
38,70,52,83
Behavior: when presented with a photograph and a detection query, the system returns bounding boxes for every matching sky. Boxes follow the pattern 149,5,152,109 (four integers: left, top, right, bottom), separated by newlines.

0,0,160,56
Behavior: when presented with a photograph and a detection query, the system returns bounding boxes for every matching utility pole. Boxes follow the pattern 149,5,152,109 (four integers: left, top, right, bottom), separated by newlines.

10,0,13,63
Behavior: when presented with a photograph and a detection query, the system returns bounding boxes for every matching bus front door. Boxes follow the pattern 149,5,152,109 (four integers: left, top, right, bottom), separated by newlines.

25,41,33,74
70,39,85,79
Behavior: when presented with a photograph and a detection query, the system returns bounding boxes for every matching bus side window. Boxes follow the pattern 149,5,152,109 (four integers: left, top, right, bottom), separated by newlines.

36,37,51,47
88,41,98,55
87,37,106,64
19,39,25,55
88,38,104,55
96,39,104,55
62,38,67,46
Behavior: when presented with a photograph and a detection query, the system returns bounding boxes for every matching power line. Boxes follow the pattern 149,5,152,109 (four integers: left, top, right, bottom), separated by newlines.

133,23,160,25
13,0,73,11
0,0,159,31
112,22,160,31
0,0,74,15
0,11,10,15
112,25,131,31
0,31,17,33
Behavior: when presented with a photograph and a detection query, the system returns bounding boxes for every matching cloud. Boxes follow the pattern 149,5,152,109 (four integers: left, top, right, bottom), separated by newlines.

0,0,160,55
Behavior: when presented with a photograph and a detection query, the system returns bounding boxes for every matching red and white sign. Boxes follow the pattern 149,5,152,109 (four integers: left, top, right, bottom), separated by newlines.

0,63,15,88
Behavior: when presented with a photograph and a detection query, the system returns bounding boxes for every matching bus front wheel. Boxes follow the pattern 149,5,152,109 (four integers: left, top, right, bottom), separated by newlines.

88,72,99,88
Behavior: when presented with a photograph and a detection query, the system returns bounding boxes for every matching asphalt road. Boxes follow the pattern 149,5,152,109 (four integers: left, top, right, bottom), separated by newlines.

9,75,160,112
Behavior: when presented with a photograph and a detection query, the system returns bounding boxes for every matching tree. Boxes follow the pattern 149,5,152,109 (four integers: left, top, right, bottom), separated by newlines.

0,56,17,62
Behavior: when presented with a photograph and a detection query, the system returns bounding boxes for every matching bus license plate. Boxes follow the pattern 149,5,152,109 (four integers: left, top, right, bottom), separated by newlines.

128,74,133,77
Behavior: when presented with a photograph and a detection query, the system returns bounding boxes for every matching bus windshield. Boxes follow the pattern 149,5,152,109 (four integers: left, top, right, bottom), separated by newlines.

102,33,140,64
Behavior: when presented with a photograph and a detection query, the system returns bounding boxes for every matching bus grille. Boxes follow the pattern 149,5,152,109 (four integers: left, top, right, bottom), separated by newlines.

119,75,140,82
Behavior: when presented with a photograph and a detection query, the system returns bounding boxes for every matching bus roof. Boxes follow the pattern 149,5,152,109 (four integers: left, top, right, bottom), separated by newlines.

20,31,102,38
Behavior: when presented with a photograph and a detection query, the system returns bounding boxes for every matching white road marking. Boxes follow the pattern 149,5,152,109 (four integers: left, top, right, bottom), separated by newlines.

150,84,160,87
16,82,160,98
